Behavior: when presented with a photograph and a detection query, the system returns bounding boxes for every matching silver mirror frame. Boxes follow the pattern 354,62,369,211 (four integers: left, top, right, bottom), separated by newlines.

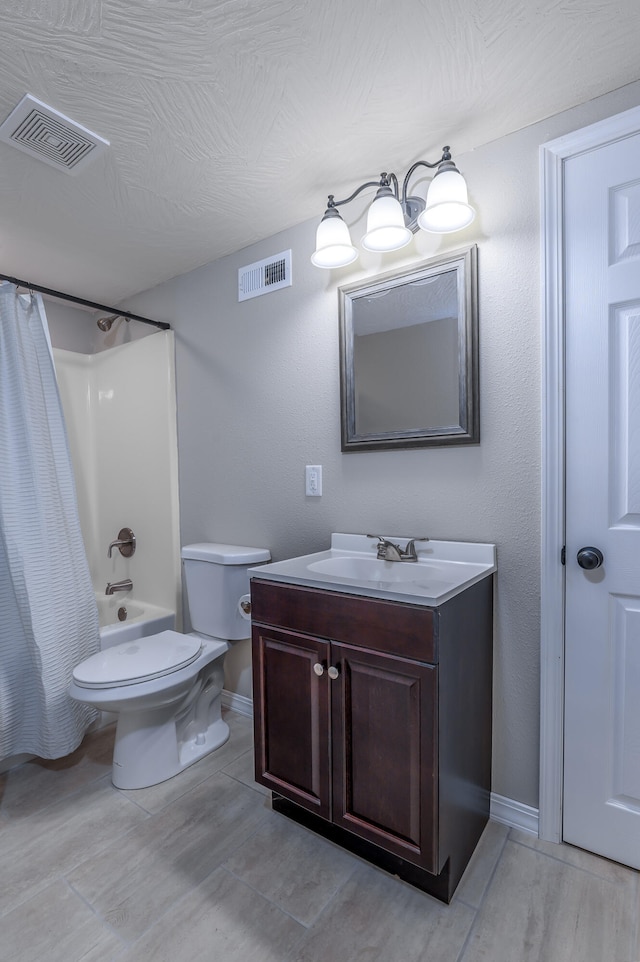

339,245,479,451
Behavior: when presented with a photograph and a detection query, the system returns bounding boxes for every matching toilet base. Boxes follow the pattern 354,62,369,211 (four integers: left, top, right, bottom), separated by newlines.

112,711,230,790
111,659,230,790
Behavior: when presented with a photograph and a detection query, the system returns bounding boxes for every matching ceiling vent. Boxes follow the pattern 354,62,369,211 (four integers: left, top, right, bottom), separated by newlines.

238,250,292,302
0,94,109,174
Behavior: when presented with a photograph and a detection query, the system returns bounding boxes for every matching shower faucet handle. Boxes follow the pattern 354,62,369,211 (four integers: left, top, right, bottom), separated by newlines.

107,527,136,558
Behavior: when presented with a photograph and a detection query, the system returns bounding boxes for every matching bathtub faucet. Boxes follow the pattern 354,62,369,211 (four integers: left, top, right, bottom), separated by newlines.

107,527,136,558
106,579,133,595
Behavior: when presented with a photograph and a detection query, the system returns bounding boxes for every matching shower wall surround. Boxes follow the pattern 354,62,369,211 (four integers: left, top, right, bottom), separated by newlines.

53,333,182,625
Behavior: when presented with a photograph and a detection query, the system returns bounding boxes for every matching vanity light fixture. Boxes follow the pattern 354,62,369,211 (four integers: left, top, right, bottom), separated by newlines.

311,146,475,269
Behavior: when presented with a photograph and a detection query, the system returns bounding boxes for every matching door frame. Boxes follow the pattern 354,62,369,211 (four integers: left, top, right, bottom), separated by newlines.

540,104,640,842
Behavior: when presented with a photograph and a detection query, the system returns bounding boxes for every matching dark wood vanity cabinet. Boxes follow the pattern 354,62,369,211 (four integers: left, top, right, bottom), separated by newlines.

251,576,493,902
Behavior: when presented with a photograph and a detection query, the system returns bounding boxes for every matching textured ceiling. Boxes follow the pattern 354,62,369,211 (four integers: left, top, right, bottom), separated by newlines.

0,0,639,306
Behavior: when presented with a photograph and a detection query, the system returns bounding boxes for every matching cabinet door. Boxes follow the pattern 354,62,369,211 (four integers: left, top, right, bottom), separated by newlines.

331,642,438,872
252,625,331,819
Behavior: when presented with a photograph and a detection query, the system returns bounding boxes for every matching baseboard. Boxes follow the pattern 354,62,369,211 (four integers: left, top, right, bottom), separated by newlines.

221,690,540,836
222,689,253,718
490,792,539,836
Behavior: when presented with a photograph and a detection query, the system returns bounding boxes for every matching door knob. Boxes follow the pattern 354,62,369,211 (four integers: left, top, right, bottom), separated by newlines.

313,663,325,677
576,546,604,570
328,666,340,680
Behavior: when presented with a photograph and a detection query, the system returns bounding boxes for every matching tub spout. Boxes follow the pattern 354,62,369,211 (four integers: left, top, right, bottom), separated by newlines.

106,579,133,595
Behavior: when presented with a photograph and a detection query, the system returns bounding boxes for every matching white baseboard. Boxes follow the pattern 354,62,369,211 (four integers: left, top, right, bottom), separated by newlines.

490,792,539,836
222,689,253,718
222,690,540,837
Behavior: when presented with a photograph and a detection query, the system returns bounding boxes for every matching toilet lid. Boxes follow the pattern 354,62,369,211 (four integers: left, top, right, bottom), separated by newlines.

73,631,203,689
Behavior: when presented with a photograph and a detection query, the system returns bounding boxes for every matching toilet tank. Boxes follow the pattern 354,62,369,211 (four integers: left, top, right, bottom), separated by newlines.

181,543,271,641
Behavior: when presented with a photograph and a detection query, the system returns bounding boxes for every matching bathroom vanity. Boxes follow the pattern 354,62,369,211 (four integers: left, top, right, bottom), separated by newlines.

250,534,495,902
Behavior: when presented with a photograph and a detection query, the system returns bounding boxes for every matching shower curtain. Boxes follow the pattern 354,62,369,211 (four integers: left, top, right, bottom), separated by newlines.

0,282,99,759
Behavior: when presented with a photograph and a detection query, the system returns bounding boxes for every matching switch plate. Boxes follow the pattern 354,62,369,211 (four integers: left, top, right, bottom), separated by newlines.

305,464,322,496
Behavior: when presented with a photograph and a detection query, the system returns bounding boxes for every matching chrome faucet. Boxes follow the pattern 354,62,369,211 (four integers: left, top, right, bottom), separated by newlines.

367,535,429,562
105,579,133,595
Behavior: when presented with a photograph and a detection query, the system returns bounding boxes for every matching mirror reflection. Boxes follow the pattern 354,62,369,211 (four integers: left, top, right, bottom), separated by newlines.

339,247,478,450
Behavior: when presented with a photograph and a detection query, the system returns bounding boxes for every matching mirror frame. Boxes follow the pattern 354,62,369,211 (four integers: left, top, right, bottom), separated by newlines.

339,245,479,452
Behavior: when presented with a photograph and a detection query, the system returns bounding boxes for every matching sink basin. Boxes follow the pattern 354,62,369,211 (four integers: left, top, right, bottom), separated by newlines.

307,555,467,586
250,533,496,606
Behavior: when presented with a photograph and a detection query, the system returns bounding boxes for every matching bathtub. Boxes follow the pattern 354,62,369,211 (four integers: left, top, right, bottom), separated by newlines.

96,594,175,650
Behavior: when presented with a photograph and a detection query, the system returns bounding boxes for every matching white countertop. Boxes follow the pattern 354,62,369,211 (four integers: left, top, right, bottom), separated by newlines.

249,533,496,607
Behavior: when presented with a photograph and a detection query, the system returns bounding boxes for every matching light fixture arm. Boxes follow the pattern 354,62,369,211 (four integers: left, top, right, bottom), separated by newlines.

326,171,402,211
327,147,451,208
324,148,453,223
400,147,452,207
325,179,383,211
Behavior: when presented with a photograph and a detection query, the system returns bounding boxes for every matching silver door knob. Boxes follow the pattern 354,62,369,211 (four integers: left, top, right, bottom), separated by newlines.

576,546,604,570
328,666,340,680
313,663,325,677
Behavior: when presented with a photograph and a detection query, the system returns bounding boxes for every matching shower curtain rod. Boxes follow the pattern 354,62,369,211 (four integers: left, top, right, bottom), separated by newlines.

0,272,171,330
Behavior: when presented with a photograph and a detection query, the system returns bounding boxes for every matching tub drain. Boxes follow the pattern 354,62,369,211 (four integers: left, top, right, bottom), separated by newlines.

117,606,128,622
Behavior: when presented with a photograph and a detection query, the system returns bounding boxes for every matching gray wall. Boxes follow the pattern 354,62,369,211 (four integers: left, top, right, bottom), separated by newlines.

45,298,158,354
45,300,96,353
49,79,640,810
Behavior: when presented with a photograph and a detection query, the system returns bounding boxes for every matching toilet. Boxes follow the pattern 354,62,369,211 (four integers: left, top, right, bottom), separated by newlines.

69,542,270,790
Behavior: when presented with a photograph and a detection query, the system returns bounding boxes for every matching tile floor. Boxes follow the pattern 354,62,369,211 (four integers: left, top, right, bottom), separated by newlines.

0,711,638,962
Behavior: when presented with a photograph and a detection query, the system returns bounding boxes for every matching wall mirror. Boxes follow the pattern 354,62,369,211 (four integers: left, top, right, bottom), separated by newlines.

339,245,478,451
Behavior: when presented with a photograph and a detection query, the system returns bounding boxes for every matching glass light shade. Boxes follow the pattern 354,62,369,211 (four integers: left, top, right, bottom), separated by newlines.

311,211,358,268
418,168,475,233
362,190,412,252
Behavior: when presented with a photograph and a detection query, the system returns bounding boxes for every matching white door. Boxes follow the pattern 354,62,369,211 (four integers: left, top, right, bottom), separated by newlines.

564,130,640,867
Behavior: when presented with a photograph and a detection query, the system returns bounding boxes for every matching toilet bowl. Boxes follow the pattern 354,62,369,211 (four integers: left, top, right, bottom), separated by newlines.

69,542,270,790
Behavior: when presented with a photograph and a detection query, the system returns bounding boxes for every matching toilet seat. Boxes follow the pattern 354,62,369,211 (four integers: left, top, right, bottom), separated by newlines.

72,630,203,689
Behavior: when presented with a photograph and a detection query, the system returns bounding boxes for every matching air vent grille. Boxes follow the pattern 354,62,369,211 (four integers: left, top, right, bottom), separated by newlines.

238,250,292,301
0,94,109,174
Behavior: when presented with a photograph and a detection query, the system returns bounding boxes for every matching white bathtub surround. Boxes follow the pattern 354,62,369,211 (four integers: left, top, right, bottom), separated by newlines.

0,284,99,759
97,594,175,647
53,333,182,628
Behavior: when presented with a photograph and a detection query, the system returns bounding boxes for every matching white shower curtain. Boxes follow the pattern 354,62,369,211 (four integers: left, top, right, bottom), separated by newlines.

0,282,99,759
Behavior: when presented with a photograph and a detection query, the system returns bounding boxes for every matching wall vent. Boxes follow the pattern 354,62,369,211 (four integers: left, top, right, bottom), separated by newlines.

0,94,109,174
238,249,292,302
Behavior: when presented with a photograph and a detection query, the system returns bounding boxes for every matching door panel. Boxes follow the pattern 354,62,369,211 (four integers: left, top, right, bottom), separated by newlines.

610,179,640,263
252,626,331,818
609,595,640,809
610,304,640,526
564,131,640,867
331,642,437,871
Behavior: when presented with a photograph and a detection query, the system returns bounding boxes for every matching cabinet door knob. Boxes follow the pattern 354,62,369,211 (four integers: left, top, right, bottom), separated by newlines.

328,665,340,680
313,663,325,677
